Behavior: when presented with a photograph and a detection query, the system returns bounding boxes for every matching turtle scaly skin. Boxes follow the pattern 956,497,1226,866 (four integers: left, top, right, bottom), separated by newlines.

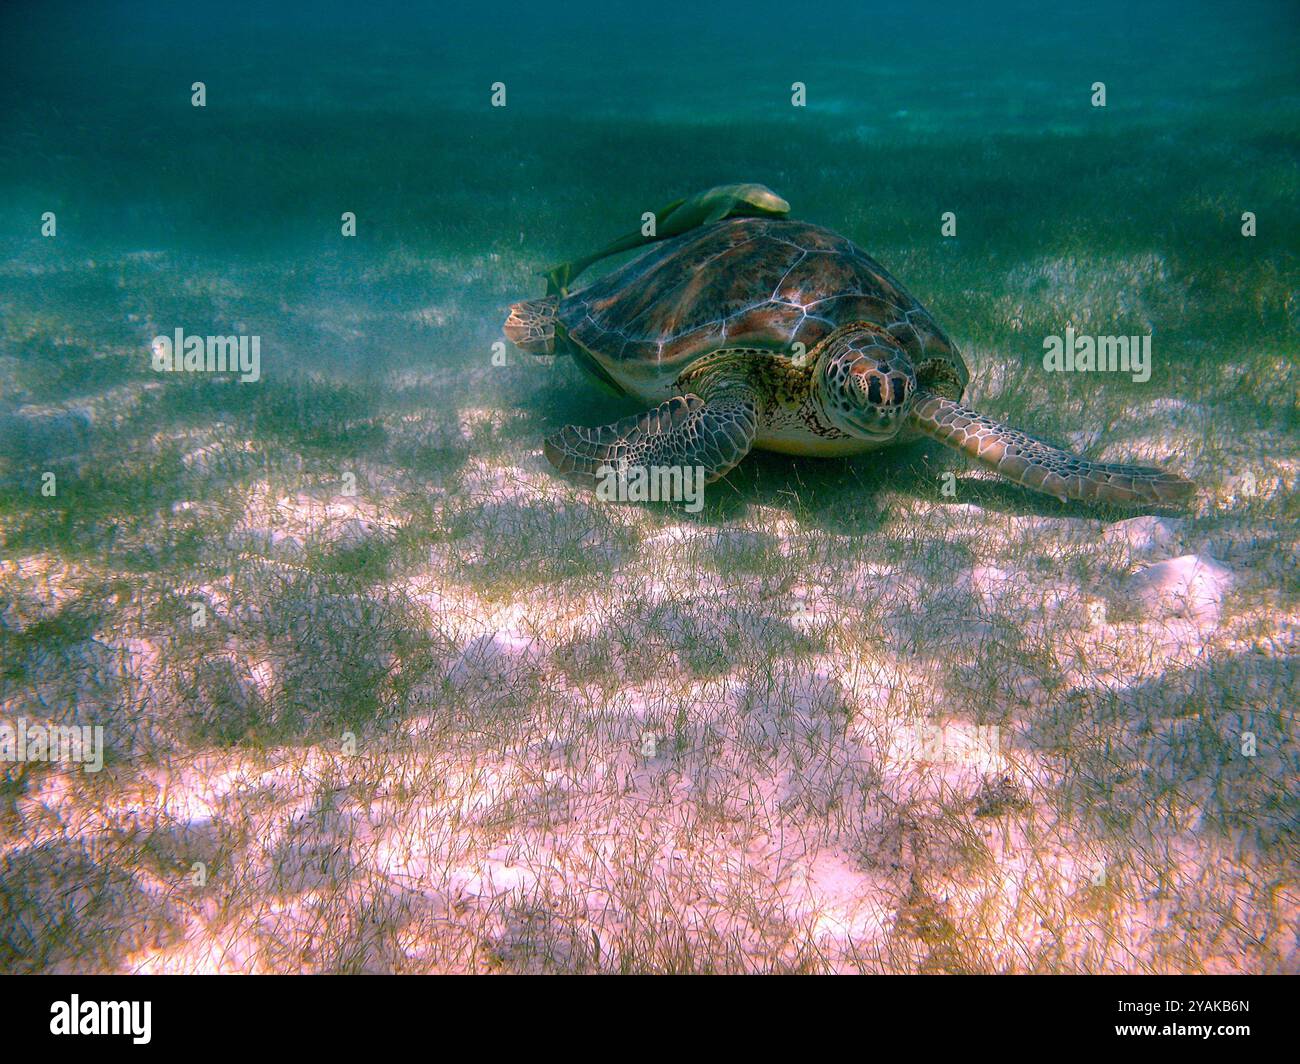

909,395,1196,505
505,217,1195,507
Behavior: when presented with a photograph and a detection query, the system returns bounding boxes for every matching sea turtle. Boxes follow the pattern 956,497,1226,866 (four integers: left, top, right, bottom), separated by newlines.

504,216,1195,507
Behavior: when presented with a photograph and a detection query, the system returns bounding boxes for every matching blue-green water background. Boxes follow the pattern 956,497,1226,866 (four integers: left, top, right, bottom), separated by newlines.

0,0,1296,432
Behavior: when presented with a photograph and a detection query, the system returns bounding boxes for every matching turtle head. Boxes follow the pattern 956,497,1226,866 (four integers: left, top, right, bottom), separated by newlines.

812,324,917,440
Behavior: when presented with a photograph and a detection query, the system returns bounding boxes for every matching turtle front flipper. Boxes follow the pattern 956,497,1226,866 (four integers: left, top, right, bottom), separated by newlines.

544,393,758,489
910,393,1196,507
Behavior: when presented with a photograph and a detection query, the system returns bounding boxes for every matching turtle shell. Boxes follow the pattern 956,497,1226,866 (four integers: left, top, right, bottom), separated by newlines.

557,217,967,401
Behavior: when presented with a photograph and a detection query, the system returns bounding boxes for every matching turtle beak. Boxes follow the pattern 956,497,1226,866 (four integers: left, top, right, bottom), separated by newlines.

840,414,900,439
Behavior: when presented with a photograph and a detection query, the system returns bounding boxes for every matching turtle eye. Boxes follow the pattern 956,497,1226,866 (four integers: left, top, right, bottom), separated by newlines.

867,376,883,405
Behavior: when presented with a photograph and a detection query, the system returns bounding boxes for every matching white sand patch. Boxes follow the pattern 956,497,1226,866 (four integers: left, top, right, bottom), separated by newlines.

448,626,546,689
786,848,893,948
447,855,540,899
1103,515,1184,555
180,436,259,473
1123,554,1233,625
881,718,1011,805
0,554,88,620
225,479,403,559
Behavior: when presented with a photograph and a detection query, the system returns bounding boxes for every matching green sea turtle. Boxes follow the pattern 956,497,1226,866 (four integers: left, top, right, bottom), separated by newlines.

505,217,1195,507
539,183,790,296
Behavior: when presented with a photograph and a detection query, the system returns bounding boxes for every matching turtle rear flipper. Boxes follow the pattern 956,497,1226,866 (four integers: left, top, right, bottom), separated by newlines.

910,393,1196,507
544,393,758,488
504,296,559,356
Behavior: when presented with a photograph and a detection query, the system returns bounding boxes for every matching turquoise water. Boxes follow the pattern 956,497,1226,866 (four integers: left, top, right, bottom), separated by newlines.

2,1,1295,510
2,1,1295,381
